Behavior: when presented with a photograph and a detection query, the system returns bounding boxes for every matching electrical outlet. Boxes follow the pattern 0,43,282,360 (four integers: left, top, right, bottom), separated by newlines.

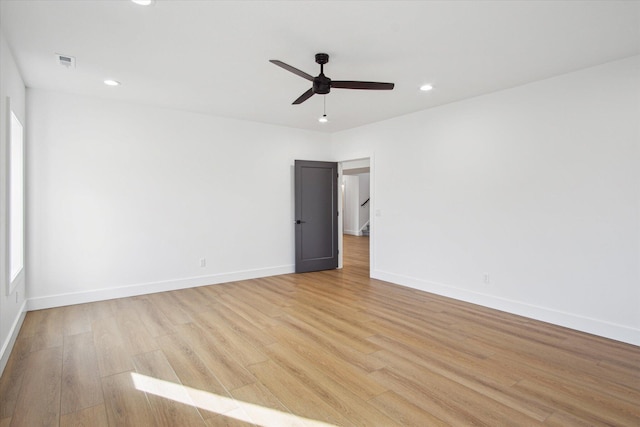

200,258,206,268
483,273,490,284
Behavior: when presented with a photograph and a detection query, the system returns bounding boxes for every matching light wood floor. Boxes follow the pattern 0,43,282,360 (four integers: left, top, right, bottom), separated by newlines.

1,235,639,426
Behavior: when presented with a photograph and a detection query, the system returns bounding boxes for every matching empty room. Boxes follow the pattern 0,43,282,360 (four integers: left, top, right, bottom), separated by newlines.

0,1,639,426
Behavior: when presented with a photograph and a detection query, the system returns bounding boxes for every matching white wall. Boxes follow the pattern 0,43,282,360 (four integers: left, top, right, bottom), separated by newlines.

343,175,360,235
330,56,640,345
26,89,331,308
0,30,27,374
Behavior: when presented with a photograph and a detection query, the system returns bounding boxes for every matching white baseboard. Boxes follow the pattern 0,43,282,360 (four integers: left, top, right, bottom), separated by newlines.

27,264,295,311
0,300,27,376
344,230,362,236
373,269,640,347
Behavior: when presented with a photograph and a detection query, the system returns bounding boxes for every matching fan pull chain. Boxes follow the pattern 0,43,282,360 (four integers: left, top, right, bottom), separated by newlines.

319,96,328,123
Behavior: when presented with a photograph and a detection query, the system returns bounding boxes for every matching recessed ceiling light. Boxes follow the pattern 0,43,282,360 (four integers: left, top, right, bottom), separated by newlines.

131,0,155,5
420,84,434,92
104,79,121,86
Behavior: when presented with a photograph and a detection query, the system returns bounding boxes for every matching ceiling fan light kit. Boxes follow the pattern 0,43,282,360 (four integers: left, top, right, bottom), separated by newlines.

269,53,395,108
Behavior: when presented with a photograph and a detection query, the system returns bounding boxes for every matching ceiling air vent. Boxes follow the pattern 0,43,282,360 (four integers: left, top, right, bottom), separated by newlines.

55,54,76,68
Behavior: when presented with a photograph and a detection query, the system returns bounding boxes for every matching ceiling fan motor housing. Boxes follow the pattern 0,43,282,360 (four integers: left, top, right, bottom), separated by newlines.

313,75,331,94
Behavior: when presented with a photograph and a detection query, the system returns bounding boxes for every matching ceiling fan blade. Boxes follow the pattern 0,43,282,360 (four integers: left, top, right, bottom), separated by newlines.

270,60,314,81
331,81,395,90
292,88,315,105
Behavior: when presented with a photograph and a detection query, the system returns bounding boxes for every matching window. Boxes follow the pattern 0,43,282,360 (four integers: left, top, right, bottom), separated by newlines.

9,108,24,289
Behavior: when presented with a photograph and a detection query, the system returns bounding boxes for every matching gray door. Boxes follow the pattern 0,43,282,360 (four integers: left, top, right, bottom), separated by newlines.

294,160,338,273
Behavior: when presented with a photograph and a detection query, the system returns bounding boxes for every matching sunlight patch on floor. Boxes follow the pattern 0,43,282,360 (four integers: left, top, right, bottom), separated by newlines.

131,372,337,427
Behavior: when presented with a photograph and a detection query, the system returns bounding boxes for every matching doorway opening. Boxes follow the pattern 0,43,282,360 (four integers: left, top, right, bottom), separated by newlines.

339,158,371,276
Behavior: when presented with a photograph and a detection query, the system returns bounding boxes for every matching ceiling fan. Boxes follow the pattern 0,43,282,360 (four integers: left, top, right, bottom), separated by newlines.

270,53,395,105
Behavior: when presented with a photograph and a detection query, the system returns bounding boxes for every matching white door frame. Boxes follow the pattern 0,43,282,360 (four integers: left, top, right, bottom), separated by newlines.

337,155,374,277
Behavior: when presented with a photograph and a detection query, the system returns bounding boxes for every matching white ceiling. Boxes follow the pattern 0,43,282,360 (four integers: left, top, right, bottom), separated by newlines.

1,1,639,132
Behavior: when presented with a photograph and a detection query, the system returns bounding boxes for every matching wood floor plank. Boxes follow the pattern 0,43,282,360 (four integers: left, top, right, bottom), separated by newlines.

62,304,92,337
170,288,213,315
220,287,286,320
453,319,601,372
60,404,109,427
570,335,640,369
544,409,610,427
597,357,640,381
367,334,521,388
369,316,493,359
191,283,226,300
115,308,160,355
230,382,304,426
16,310,45,337
372,348,553,422
156,333,237,419
217,293,281,330
265,323,386,401
369,391,449,427
129,297,176,338
29,308,64,351
260,275,300,295
207,303,278,348
92,317,134,377
246,360,353,426
271,315,385,373
263,342,403,426
204,412,256,427
176,323,256,391
82,300,117,323
146,291,193,325
0,336,32,419
287,285,374,325
488,347,640,406
513,377,640,426
61,332,104,415
281,309,379,355
364,301,466,342
192,309,269,367
101,371,156,426
112,296,141,312
133,350,206,427
369,367,505,426
10,347,63,427
283,302,377,342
